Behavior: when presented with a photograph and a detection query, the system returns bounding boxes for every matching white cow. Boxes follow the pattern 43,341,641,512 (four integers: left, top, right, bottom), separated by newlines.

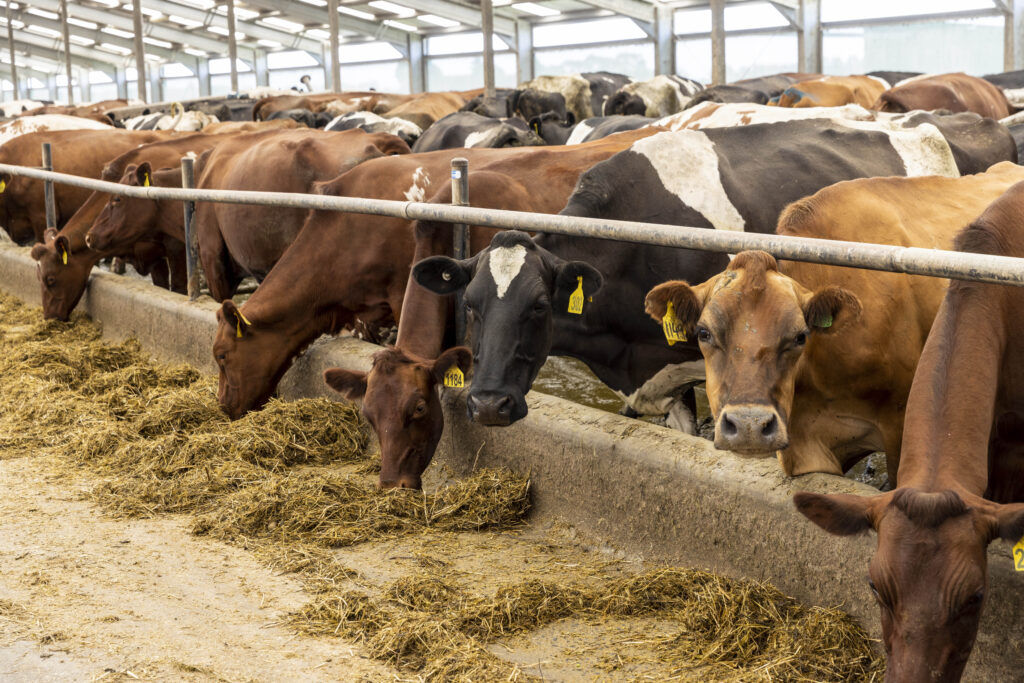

123,102,219,131
0,114,111,149
0,100,47,118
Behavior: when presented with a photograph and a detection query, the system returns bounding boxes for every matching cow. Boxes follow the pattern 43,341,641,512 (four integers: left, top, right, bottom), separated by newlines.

0,114,111,149
252,93,350,120
459,89,516,118
265,108,333,128
209,129,661,430
518,72,632,122
321,92,417,118
411,111,544,152
604,75,704,117
325,111,422,146
546,115,653,145
383,92,470,131
123,102,219,131
0,99,47,117
30,133,227,320
655,101,877,131
793,181,1024,682
644,162,1024,484
509,88,570,125
190,128,411,302
684,73,808,109
984,70,1024,110
867,70,922,88
771,75,888,108
874,72,1014,119
201,118,300,134
0,128,174,245
19,104,112,124
410,113,1016,429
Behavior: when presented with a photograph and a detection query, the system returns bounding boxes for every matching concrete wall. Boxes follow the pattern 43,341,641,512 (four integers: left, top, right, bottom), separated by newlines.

1,242,1021,680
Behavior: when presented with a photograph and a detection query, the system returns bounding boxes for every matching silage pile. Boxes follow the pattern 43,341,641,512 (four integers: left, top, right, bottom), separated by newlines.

0,292,884,682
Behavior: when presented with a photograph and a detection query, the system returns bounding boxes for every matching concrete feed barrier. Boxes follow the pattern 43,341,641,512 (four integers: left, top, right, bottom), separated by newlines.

0,241,1020,680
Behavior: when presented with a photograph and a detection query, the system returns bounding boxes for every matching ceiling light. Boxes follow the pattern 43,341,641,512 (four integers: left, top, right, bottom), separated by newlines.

338,6,375,20
511,2,559,16
259,16,305,31
101,26,135,39
369,0,415,18
383,19,416,31
418,14,459,27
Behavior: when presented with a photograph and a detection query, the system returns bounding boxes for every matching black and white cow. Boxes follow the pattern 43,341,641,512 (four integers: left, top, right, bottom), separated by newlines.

984,70,1024,109
326,110,422,146
604,75,704,117
411,112,544,152
518,72,632,122
531,114,655,146
460,89,516,118
266,108,332,128
509,88,571,125
684,74,799,109
412,113,1017,428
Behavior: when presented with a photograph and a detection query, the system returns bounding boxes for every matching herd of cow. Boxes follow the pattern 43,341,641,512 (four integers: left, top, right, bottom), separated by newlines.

5,66,1024,680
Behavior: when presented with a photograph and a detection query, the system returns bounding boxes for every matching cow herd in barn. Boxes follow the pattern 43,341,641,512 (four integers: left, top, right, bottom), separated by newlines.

5,66,1024,680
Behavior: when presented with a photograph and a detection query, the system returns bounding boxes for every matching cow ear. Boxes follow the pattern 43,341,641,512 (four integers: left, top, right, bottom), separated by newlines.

323,368,368,400
645,280,704,329
553,260,603,312
54,235,71,265
793,492,881,536
134,161,152,187
990,503,1024,544
803,285,862,334
431,346,472,384
220,299,252,338
413,255,474,295
30,243,47,261
528,115,543,136
564,111,576,126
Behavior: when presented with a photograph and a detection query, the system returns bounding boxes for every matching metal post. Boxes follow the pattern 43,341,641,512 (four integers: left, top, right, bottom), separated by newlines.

132,0,147,102
451,158,469,344
1014,0,1024,70
60,0,74,104
801,0,822,74
654,4,674,77
515,20,533,84
327,0,341,91
197,60,211,97
42,144,56,232
180,156,200,301
481,0,496,102
5,0,17,100
710,0,725,85
226,0,239,93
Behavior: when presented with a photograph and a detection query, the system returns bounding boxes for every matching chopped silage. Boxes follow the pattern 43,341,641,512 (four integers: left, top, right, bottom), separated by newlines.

0,291,884,681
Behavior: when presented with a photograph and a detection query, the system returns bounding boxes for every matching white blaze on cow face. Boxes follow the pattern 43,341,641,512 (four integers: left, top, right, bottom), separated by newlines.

404,166,430,202
487,245,527,299
632,131,746,231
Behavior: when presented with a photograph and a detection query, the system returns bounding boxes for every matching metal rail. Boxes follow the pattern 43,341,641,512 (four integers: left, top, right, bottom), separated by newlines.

9,161,1024,288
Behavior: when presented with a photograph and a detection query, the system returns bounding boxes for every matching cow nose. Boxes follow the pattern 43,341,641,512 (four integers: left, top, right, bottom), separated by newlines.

467,392,514,426
714,405,788,454
378,476,422,490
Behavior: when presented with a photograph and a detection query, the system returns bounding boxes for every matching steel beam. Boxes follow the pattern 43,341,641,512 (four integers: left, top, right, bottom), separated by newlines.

711,0,725,84
573,0,653,23
392,0,517,37
408,33,425,92
59,0,73,104
226,0,239,92
327,0,341,90
0,33,120,71
515,19,532,83
196,59,211,97
654,3,673,76
78,66,90,102
1015,0,1024,69
132,0,147,102
252,50,268,87
800,0,821,74
768,1,801,29
5,0,17,99
243,0,409,47
482,0,496,100
114,66,127,99
10,9,183,64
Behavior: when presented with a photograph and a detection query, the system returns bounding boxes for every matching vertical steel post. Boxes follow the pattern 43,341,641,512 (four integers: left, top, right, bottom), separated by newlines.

60,0,74,104
226,0,239,93
451,158,469,344
481,0,496,103
5,1,18,100
327,0,341,91
710,0,725,85
180,156,201,300
42,143,56,232
132,0,147,102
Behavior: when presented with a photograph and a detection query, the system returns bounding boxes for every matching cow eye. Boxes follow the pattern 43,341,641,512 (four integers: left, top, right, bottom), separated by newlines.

794,331,807,346
412,400,427,417
697,326,712,344
45,276,56,287
959,590,984,614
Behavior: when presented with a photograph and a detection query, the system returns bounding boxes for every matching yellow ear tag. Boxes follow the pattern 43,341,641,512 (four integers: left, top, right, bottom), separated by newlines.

0,179,6,193
568,276,584,315
59,246,68,265
143,173,150,187
234,309,251,338
1013,535,1024,571
662,301,687,346
443,365,464,388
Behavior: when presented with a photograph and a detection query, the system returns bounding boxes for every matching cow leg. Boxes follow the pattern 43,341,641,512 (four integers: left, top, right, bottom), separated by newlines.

198,229,241,301
149,258,171,290
164,241,188,294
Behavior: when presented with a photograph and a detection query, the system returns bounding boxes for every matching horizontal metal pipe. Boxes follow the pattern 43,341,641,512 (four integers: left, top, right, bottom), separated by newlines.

5,162,1024,287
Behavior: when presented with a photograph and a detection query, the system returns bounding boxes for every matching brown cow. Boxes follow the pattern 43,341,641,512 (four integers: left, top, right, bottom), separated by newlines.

211,127,660,451
30,133,227,320
201,118,299,134
253,92,415,121
0,128,173,245
794,181,1024,682
874,72,1014,119
645,162,1024,481
382,92,469,130
189,128,411,302
771,75,887,108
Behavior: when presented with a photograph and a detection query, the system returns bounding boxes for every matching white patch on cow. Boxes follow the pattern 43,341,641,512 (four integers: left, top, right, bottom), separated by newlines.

1001,109,1024,126
893,73,933,88
615,360,707,434
565,121,594,145
655,102,877,132
404,166,430,202
487,245,527,299
866,74,892,90
464,129,495,148
631,131,746,231
0,114,110,149
835,118,959,178
1002,88,1024,109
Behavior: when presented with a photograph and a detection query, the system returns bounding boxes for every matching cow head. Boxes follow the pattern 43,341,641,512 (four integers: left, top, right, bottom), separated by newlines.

510,88,569,125
214,300,296,420
324,346,471,489
30,229,96,321
527,111,577,145
645,251,860,454
604,91,646,116
795,488,1024,682
86,162,157,252
412,230,602,426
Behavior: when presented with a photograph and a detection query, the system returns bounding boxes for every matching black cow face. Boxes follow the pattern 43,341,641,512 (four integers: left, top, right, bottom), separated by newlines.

413,231,602,426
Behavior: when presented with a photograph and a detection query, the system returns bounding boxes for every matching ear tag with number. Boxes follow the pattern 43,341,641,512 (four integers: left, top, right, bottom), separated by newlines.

1013,535,1024,571
662,301,687,346
143,173,151,187
443,365,464,388
567,276,584,315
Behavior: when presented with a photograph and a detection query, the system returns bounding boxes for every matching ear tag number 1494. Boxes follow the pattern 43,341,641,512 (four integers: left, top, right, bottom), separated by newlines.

662,301,687,346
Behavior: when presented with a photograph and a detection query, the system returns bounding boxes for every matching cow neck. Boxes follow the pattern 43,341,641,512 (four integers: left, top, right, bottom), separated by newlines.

153,197,185,243
63,191,110,253
896,283,1005,497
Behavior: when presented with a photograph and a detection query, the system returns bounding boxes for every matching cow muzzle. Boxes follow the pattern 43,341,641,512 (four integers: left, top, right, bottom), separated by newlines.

467,391,518,426
714,404,788,454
